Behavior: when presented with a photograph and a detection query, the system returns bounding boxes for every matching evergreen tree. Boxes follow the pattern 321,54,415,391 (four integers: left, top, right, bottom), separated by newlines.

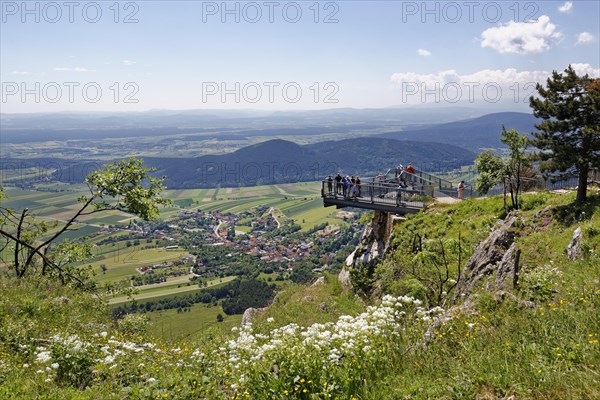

529,65,600,204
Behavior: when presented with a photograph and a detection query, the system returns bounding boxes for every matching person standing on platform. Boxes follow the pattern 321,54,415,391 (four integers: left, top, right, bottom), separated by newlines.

458,180,466,200
335,173,342,195
406,164,415,184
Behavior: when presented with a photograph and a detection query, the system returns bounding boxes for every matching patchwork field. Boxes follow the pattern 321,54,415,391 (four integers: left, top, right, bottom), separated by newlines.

1,181,347,338
90,247,190,283
108,275,237,305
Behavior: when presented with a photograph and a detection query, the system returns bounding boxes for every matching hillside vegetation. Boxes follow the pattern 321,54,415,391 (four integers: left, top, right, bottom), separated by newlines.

1,190,598,399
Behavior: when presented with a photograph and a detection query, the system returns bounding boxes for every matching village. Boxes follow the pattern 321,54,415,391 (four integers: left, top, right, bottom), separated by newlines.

91,205,362,286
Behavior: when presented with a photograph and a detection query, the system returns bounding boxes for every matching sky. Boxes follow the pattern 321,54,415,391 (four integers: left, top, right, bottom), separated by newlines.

1,0,599,113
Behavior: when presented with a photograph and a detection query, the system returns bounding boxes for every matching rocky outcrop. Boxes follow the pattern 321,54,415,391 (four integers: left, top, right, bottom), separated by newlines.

339,211,404,289
241,307,267,326
311,276,325,287
454,215,518,298
494,242,520,290
566,226,582,261
338,263,353,290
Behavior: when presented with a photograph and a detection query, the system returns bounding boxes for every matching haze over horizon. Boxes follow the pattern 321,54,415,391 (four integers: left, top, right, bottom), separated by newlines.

1,1,599,113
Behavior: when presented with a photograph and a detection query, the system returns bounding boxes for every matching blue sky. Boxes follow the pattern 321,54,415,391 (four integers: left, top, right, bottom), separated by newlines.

1,0,599,112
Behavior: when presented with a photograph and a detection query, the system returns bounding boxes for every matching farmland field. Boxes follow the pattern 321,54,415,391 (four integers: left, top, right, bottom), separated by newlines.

0,181,346,268
109,276,237,305
90,247,189,283
147,303,243,341
1,180,348,339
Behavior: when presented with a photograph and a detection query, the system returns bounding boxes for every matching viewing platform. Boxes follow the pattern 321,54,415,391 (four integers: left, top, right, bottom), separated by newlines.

321,169,469,215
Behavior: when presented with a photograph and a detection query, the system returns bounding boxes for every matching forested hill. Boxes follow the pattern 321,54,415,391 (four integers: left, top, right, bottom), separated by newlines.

142,137,475,189
377,112,538,151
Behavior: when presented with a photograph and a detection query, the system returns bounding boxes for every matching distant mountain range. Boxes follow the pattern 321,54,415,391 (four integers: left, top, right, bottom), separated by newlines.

1,137,475,189
1,110,539,152
377,112,539,151
1,106,487,134
141,137,475,189
2,110,544,189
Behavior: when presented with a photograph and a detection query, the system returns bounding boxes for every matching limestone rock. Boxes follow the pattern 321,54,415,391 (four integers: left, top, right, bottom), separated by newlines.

338,265,353,290
454,215,517,298
566,226,582,261
311,276,325,287
241,307,266,326
494,242,518,289
339,211,403,290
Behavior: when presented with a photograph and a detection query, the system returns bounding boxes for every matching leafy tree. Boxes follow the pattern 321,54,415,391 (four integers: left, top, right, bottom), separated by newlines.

501,127,530,210
475,150,505,194
0,157,171,283
289,265,316,284
529,65,600,204
475,127,529,211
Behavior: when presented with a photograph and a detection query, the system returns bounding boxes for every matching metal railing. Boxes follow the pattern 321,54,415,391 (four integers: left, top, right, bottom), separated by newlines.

321,178,432,209
376,168,474,199
322,167,599,212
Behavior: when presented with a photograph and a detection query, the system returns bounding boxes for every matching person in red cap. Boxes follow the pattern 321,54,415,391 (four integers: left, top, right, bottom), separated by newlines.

406,164,415,184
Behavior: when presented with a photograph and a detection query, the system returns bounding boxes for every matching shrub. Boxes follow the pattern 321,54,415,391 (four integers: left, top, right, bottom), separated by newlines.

117,314,150,335
519,265,563,302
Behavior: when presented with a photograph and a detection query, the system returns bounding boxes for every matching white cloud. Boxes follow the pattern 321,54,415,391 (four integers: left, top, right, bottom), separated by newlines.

481,15,562,55
389,65,600,104
12,70,30,75
123,60,137,66
53,67,95,72
391,68,553,88
569,63,600,77
576,32,594,45
558,2,573,13
391,65,600,87
417,48,431,57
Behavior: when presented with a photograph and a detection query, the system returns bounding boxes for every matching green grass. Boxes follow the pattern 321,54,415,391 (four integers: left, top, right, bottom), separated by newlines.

108,276,237,305
90,247,189,283
1,190,599,399
146,304,242,341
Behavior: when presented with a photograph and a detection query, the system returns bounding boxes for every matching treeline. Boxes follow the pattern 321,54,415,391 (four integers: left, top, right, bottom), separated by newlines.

112,278,275,318
131,274,167,286
221,279,275,314
263,222,302,239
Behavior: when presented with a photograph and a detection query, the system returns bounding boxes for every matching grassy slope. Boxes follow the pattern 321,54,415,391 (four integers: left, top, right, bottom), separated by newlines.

388,191,600,398
256,190,600,398
146,304,242,342
1,190,598,399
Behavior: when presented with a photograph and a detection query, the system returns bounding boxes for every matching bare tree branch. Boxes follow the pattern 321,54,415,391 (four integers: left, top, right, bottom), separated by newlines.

0,227,88,287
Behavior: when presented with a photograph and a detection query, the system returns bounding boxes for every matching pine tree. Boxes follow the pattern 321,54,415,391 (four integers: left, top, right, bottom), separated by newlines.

529,65,600,204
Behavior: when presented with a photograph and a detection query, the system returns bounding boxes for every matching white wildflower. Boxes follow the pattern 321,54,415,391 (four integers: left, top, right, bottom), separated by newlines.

103,355,115,364
36,351,51,363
